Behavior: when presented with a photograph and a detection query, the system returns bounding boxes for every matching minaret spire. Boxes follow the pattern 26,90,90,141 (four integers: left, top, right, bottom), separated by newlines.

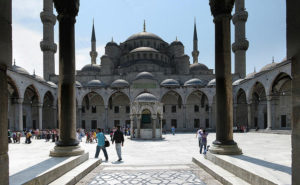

192,18,199,64
143,20,146,32
90,20,98,65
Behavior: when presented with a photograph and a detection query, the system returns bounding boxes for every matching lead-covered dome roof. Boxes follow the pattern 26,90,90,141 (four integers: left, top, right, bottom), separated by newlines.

32,74,46,82
135,71,154,80
111,79,129,89
126,31,164,42
12,64,30,75
47,81,58,88
160,79,180,88
207,79,216,87
190,63,209,71
81,64,101,72
259,62,278,72
76,81,82,88
184,78,207,87
135,93,158,102
233,79,244,86
86,80,106,88
245,72,256,79
130,47,158,53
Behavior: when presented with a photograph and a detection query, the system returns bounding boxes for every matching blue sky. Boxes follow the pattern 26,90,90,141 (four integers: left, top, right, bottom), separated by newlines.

12,0,286,77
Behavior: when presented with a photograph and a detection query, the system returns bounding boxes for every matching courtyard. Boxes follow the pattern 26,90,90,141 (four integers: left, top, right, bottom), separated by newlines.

8,132,291,184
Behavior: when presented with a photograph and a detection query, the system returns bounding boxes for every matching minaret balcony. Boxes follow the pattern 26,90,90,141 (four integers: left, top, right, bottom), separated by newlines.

232,11,248,24
40,41,57,52
40,12,57,24
232,39,249,52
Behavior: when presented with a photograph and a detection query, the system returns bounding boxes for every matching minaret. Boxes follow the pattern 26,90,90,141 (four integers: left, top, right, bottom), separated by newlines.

90,20,98,65
192,18,199,64
232,0,249,78
40,0,57,81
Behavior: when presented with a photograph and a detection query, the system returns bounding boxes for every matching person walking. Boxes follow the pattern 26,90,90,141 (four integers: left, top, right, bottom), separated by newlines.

112,126,124,161
200,129,208,154
196,127,203,152
95,128,108,162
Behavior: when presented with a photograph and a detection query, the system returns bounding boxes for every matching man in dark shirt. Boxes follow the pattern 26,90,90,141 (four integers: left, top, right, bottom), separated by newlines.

112,126,124,161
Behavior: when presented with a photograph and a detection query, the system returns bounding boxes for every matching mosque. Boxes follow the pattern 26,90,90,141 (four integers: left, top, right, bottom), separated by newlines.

6,0,291,139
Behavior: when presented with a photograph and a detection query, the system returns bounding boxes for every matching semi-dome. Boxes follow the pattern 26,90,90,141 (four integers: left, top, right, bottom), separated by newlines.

190,63,209,72
245,72,256,79
207,79,216,87
81,64,101,72
130,47,158,53
76,81,82,88
86,80,106,88
233,79,244,86
12,64,30,75
184,78,207,87
135,93,158,102
47,81,57,88
126,31,164,42
135,71,154,80
259,62,278,72
111,79,129,89
160,79,180,88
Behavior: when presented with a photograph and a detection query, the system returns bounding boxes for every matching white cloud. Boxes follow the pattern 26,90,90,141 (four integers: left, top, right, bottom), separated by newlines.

12,0,43,21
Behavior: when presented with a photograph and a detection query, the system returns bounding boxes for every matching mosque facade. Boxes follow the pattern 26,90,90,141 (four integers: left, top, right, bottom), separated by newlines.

6,0,291,134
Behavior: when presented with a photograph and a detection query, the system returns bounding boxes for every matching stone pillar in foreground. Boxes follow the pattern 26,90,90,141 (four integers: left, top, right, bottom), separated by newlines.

287,0,300,183
50,0,84,157
209,0,242,155
266,96,272,129
0,0,12,183
38,103,43,129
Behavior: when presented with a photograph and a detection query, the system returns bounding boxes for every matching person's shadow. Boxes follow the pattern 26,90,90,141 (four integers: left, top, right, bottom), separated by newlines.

111,161,124,164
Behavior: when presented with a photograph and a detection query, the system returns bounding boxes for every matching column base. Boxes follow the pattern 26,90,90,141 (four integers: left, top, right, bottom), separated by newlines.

209,142,242,155
50,145,84,157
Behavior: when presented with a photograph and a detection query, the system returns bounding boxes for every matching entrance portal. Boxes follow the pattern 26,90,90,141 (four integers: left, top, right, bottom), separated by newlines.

141,109,151,129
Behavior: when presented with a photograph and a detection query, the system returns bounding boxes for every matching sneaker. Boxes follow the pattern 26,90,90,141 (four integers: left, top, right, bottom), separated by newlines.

105,159,108,162
118,158,122,161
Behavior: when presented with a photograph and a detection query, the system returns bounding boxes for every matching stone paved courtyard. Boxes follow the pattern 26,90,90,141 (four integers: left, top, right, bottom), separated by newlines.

8,132,291,184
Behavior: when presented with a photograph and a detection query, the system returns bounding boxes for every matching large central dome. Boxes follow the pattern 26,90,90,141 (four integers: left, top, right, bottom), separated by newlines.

126,31,164,42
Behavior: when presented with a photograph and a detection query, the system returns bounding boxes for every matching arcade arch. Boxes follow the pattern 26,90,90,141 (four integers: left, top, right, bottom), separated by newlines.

23,85,40,130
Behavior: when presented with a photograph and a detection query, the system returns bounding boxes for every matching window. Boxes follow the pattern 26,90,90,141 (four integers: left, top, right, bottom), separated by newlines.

91,120,97,130
163,106,165,113
205,105,209,112
171,119,177,128
205,119,209,128
171,105,176,113
114,120,120,127
92,106,96,113
281,115,287,127
82,106,85,113
114,106,119,113
126,106,130,113
194,119,200,128
194,105,199,112
162,119,166,128
81,120,86,129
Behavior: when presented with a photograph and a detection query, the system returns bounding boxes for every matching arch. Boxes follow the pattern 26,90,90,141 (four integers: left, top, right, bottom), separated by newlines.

7,75,20,99
24,84,41,104
270,72,292,95
236,89,248,127
42,91,55,129
250,81,267,102
160,90,183,108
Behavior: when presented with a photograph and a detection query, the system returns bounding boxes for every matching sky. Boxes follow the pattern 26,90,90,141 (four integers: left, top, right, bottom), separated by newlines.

12,0,286,78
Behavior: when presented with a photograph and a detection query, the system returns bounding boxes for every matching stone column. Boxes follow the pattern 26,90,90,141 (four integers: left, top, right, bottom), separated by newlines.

208,106,212,128
183,105,187,128
233,103,237,126
247,102,252,128
137,116,141,138
152,116,156,138
0,0,12,183
77,105,82,128
17,98,23,131
52,105,57,128
287,0,300,183
160,117,163,138
38,103,43,129
130,115,134,139
105,105,108,129
209,0,242,155
266,96,272,129
50,0,84,157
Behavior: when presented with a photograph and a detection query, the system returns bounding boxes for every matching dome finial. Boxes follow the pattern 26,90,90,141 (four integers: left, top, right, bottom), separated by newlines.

33,69,36,76
13,58,16,66
254,67,256,73
272,56,274,63
112,37,114,42
176,36,178,41
143,19,146,32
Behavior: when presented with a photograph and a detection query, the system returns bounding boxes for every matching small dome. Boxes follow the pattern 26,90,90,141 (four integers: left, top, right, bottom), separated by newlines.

106,41,118,47
259,62,278,72
184,78,207,87
135,71,154,80
170,40,183,46
86,80,106,88
130,47,158,53
190,63,209,72
126,32,164,42
207,79,216,87
232,79,244,86
47,81,57,88
111,79,129,89
160,79,180,88
76,81,82,88
135,93,158,102
32,74,46,82
245,72,256,79
12,64,30,75
81,64,101,72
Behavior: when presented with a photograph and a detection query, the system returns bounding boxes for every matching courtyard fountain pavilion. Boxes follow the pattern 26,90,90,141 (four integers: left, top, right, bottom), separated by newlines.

7,19,291,140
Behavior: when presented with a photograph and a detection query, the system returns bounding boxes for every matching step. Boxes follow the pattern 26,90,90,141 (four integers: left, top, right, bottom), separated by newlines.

205,152,283,185
49,158,101,185
10,152,89,185
192,156,250,185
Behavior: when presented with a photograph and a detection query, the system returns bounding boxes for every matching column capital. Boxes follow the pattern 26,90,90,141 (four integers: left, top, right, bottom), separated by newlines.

17,98,24,104
209,0,234,18
53,0,79,21
37,103,43,108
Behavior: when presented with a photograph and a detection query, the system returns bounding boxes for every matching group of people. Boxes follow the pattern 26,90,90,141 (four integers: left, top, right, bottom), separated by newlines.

196,128,208,154
8,129,59,144
95,126,125,162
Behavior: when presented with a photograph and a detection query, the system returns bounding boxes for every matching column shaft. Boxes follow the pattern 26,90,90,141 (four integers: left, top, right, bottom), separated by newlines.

267,97,272,129
152,118,156,138
18,99,23,131
137,118,141,138
130,117,134,139
105,107,108,129
183,105,186,128
209,106,212,128
38,104,43,129
247,103,252,128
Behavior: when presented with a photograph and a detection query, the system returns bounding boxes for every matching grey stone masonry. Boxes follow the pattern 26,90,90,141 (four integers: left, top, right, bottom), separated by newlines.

40,0,57,81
